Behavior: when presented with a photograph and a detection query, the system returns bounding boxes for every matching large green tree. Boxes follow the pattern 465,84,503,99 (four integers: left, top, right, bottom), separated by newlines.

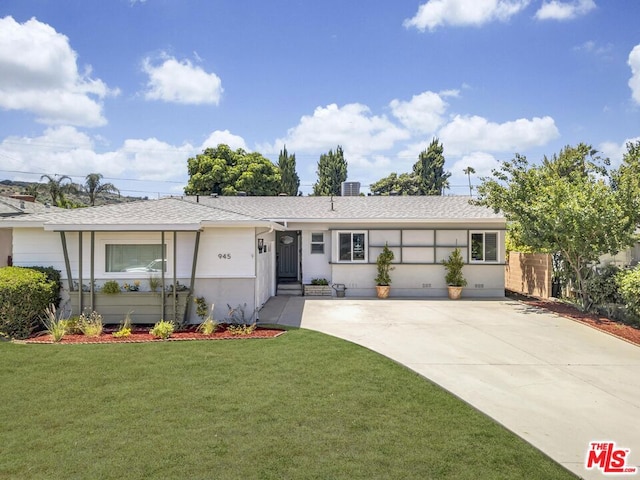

476,142,640,310
278,146,300,196
313,146,347,196
82,173,119,206
413,138,451,195
370,172,419,195
184,144,281,196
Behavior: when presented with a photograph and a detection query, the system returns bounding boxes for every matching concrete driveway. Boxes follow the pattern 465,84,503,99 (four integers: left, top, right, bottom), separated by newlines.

259,296,640,480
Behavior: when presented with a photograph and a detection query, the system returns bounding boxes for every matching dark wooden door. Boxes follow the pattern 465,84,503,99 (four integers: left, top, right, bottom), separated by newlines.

277,232,298,280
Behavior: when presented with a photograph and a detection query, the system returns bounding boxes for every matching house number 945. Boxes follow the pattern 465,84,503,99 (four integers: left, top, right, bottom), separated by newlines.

218,253,232,259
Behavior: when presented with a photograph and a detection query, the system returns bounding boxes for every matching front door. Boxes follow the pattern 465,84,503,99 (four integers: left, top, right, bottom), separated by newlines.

277,232,298,281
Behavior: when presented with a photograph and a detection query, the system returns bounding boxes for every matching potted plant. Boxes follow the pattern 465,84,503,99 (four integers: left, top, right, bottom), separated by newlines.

375,243,395,299
442,248,467,299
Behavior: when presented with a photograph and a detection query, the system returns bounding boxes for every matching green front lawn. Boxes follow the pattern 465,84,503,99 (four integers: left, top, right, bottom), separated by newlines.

0,329,575,479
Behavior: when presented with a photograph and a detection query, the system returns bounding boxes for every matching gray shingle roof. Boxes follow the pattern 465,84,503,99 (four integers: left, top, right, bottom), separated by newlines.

186,195,503,221
1,197,266,230
0,195,504,230
0,196,59,216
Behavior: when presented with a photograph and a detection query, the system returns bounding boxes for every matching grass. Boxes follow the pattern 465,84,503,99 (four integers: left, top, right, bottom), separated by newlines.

0,328,576,480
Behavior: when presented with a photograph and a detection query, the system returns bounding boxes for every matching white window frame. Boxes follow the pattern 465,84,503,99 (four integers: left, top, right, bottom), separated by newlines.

310,232,325,254
99,238,172,277
335,231,368,263
469,231,499,263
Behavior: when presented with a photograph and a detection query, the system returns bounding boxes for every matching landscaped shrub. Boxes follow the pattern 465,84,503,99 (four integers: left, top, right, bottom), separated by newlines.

101,280,121,294
584,264,622,311
42,304,67,342
26,266,62,307
0,266,57,339
616,266,640,324
150,320,174,339
78,310,104,337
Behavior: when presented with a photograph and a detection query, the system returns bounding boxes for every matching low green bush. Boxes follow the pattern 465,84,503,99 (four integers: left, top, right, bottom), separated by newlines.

101,280,121,294
617,266,640,318
584,264,622,310
0,267,57,339
78,311,104,337
150,320,174,340
26,266,62,307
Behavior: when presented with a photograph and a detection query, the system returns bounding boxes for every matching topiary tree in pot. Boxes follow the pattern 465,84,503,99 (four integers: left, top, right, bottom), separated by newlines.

375,243,395,299
442,248,467,299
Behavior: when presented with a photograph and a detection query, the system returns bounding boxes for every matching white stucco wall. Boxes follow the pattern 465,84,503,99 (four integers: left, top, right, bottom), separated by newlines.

300,228,331,284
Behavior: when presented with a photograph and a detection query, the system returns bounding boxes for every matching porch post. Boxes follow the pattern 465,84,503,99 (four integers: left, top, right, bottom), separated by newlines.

90,231,95,312
161,231,165,319
172,231,177,322
78,232,83,313
183,230,201,324
59,232,73,292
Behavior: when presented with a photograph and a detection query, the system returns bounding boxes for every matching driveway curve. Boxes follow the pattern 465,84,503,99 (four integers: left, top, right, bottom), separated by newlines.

261,296,640,480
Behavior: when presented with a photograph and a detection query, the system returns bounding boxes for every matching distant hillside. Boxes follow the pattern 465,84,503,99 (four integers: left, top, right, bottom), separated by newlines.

0,179,146,207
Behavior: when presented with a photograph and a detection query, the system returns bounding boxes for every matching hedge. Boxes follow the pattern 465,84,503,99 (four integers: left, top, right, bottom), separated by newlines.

0,267,57,340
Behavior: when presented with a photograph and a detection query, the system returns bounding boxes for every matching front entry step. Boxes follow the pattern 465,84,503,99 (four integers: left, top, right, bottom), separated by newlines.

277,282,302,296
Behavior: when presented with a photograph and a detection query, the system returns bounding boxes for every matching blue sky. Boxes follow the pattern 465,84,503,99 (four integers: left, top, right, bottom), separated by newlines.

0,0,638,197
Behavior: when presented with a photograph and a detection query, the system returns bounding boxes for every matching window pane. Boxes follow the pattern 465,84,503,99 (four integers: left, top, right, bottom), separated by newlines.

311,233,323,243
106,244,165,272
311,243,324,254
339,234,352,261
471,233,484,261
485,233,498,261
352,233,365,260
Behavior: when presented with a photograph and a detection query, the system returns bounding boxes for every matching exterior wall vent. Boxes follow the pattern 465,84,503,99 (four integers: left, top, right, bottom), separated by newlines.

341,181,361,196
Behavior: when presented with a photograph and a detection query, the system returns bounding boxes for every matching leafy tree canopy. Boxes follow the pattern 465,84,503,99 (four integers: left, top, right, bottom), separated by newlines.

184,144,281,196
413,138,451,195
370,172,419,195
313,146,347,196
369,138,451,196
278,146,300,196
476,142,640,310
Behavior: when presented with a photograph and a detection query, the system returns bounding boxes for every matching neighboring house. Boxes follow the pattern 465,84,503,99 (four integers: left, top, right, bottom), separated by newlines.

0,195,58,267
0,195,506,323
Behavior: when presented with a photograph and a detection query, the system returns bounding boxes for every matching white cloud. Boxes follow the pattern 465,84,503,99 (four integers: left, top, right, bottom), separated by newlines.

119,138,194,181
628,44,640,105
0,127,195,184
266,103,410,155
0,16,117,127
535,0,596,21
142,54,223,105
389,90,457,134
403,0,530,32
438,115,559,155
599,137,640,168
201,130,248,151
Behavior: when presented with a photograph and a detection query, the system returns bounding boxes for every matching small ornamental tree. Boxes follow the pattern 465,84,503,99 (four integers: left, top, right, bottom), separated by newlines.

375,244,395,286
442,248,467,287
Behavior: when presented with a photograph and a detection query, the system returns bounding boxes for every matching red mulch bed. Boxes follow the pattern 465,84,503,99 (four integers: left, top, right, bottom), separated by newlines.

25,324,285,344
510,293,640,347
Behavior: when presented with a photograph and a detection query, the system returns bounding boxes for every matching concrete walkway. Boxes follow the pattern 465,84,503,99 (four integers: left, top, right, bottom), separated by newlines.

259,296,640,480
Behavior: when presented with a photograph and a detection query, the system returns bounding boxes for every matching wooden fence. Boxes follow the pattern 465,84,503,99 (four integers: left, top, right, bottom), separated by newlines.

505,252,553,299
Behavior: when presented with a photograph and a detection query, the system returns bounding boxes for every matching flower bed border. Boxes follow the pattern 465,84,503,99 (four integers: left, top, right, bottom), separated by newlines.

22,326,285,345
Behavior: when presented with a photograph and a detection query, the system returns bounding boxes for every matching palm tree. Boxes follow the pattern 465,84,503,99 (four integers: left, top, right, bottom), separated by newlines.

463,166,476,196
40,174,77,207
83,173,120,206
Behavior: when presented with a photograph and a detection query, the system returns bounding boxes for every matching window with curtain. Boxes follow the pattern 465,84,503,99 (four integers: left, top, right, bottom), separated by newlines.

106,244,166,272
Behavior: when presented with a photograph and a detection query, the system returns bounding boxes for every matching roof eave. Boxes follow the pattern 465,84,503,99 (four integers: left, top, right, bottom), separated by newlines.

44,223,202,232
